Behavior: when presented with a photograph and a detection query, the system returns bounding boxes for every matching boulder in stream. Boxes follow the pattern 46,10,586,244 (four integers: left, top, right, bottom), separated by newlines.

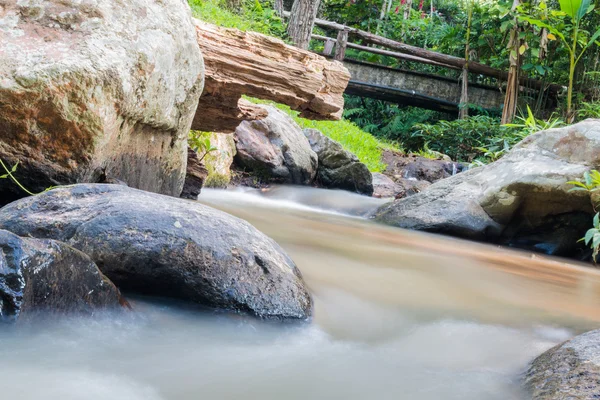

0,0,204,205
0,230,124,323
303,129,373,195
0,184,312,320
375,119,600,257
234,106,318,185
524,329,600,399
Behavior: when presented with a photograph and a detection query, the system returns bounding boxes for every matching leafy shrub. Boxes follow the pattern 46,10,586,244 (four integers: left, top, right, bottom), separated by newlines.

568,170,600,263
505,106,565,135
403,116,525,162
578,101,600,120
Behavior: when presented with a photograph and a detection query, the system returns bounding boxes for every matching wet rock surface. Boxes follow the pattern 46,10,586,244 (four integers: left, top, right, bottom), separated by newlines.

0,229,123,323
0,0,204,205
0,184,312,320
234,106,318,185
381,150,465,183
372,173,430,199
524,329,600,399
304,128,373,195
375,119,600,257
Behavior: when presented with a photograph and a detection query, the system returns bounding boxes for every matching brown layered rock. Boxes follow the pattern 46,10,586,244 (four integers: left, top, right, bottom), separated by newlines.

0,0,204,205
193,20,350,132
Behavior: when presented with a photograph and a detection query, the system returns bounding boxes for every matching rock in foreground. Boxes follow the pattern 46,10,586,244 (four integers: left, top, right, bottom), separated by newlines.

234,106,318,185
0,230,123,322
0,0,203,205
0,185,312,320
304,129,373,195
375,120,600,257
524,329,600,399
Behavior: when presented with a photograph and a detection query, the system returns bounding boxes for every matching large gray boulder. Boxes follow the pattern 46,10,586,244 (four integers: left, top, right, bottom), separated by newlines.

0,0,204,205
0,184,312,320
304,128,373,195
524,329,600,399
0,229,124,323
374,120,600,256
234,106,318,185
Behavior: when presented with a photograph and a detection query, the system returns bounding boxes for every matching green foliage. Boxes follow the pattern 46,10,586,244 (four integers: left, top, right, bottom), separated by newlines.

401,116,526,163
504,106,565,135
568,170,600,193
188,131,218,162
578,101,600,119
188,0,285,37
568,170,600,262
518,0,600,117
0,159,37,196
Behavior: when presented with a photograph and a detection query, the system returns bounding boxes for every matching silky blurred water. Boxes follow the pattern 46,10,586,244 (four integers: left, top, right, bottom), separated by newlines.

2,186,600,400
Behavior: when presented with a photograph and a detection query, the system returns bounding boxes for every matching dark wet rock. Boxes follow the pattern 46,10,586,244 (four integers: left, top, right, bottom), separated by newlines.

234,106,318,185
0,184,312,320
375,120,600,257
303,129,373,195
524,329,600,399
381,150,465,183
181,148,208,200
0,229,123,323
372,173,430,199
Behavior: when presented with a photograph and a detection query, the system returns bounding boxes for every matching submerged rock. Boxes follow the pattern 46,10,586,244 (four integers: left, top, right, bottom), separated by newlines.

0,184,312,320
0,0,204,205
0,230,123,323
375,120,600,257
234,106,318,185
304,129,373,195
524,329,600,399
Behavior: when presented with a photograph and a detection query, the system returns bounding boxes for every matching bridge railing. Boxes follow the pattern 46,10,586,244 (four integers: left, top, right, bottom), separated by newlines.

284,12,562,113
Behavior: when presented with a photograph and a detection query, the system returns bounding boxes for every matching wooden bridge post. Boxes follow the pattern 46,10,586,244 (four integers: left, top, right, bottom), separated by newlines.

323,38,335,56
334,29,349,61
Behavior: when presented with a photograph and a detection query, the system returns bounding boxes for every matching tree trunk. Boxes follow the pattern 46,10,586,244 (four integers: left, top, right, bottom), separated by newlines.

287,0,321,49
225,0,242,12
459,0,474,119
404,0,413,19
274,0,284,17
501,0,521,125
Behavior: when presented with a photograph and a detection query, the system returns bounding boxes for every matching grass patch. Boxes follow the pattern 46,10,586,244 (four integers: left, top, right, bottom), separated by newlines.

188,0,285,37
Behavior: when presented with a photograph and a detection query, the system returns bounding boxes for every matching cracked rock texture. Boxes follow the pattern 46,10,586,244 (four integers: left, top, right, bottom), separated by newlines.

374,119,600,257
0,184,312,320
0,0,204,204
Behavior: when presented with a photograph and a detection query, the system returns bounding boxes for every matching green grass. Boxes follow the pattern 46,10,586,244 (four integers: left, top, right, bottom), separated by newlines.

188,0,285,37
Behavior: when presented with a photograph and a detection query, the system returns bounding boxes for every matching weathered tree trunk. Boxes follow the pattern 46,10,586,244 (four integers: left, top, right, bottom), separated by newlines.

274,0,284,17
459,0,474,119
193,20,350,132
334,29,349,61
404,0,413,19
225,0,242,12
287,0,321,49
501,0,521,125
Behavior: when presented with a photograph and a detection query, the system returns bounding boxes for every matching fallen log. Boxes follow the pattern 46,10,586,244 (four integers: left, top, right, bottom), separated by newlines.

193,20,351,132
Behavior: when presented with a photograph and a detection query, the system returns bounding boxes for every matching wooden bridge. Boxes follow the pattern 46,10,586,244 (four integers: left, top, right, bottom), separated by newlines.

286,13,562,115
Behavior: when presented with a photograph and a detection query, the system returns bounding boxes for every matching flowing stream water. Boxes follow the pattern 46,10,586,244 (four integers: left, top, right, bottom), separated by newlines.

2,186,600,400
